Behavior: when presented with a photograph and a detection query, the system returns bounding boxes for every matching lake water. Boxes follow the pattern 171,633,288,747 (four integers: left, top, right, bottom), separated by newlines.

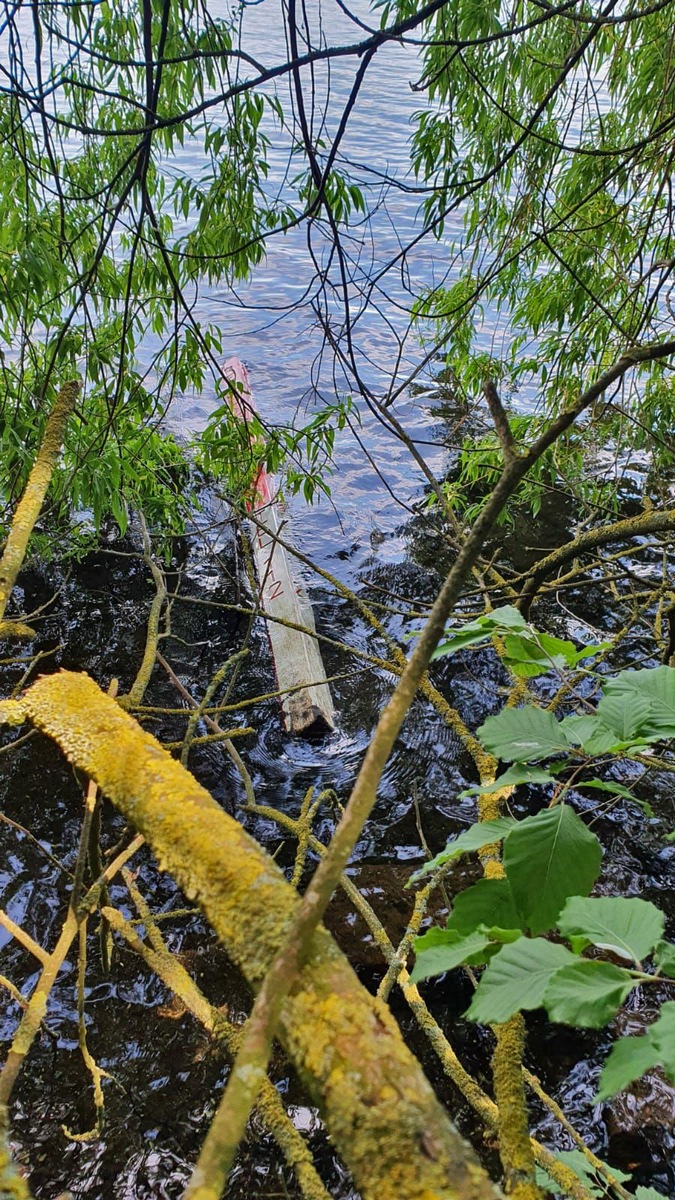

168,0,478,576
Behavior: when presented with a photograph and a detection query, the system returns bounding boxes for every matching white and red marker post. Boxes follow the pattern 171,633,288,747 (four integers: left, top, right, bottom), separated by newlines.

222,358,336,735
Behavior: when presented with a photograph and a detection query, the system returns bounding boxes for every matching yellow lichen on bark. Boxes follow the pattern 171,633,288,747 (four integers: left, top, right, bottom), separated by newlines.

0,623,35,640
0,381,80,627
477,785,541,1200
0,1106,33,1199
1,670,501,1200
491,1017,540,1200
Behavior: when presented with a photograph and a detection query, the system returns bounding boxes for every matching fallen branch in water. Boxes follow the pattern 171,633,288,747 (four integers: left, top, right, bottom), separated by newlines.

0,670,499,1200
515,507,675,617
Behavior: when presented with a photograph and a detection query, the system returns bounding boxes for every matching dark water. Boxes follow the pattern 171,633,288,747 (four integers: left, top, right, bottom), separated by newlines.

1,458,674,1199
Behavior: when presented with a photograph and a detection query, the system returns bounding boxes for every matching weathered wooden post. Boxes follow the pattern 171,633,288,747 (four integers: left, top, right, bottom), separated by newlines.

223,358,335,735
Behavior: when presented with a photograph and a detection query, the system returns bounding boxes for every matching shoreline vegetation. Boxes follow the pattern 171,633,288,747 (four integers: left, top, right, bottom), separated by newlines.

1,0,674,1196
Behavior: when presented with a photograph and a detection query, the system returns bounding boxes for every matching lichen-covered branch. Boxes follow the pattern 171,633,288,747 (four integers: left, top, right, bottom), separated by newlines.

157,652,256,807
62,921,110,1142
102,903,332,1200
123,515,167,706
0,1107,33,1200
0,381,80,632
0,913,50,968
0,834,143,1106
1,669,499,1200
491,1017,540,1200
516,507,675,616
0,979,26,1010
0,907,78,1107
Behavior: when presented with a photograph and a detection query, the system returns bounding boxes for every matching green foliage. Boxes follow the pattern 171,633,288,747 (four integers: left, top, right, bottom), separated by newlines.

430,604,608,677
409,818,517,882
534,1150,632,1198
460,764,559,797
446,879,524,938
543,961,636,1029
596,1003,675,1100
412,663,675,1099
196,393,354,506
475,664,675,766
466,938,577,1024
654,941,675,978
603,667,675,739
557,897,665,964
0,0,349,547
413,805,674,1047
438,417,607,526
410,928,494,983
479,706,573,761
404,0,675,510
503,805,602,936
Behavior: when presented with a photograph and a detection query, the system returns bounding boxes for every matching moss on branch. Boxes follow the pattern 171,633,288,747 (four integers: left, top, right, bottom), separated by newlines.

1,670,500,1200
0,382,80,628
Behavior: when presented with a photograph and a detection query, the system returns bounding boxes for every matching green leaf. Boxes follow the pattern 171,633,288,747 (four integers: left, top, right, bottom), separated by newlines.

466,937,577,1024
579,778,652,815
559,714,625,755
411,929,491,983
478,706,572,762
557,896,665,963
595,1033,662,1100
503,804,602,935
502,633,568,677
479,926,524,944
430,605,529,660
583,726,634,755
431,627,500,658
560,715,601,746
499,638,562,676
487,605,531,630
543,961,635,1027
595,691,653,742
408,818,517,882
447,878,525,936
535,1150,631,1197
536,631,586,664
459,764,556,796
650,1000,675,1079
504,630,602,677
634,1188,669,1200
654,940,675,978
596,1003,675,1100
604,666,675,738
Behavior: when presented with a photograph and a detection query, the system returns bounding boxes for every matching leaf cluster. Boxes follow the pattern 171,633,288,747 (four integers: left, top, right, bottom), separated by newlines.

412,804,675,1097
411,661,675,1101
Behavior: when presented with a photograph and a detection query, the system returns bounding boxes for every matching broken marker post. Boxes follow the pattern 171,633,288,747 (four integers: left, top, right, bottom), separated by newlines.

223,358,336,737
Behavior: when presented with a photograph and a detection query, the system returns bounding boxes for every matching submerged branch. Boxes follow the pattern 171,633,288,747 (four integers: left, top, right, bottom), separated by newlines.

516,506,675,616
0,670,499,1200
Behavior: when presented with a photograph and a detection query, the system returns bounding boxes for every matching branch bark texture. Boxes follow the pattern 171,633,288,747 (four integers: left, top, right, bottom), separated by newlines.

0,381,80,629
0,671,499,1200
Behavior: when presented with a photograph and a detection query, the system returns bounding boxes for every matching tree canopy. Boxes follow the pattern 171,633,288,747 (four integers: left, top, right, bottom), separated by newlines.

1,0,673,541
